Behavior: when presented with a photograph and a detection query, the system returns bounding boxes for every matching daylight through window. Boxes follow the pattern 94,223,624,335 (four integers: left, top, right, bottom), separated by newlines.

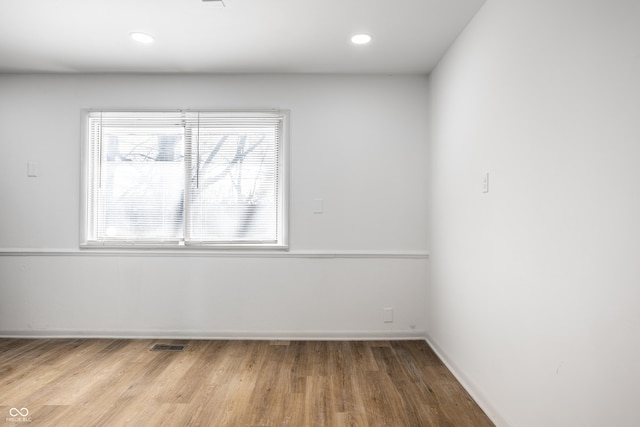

82,111,287,248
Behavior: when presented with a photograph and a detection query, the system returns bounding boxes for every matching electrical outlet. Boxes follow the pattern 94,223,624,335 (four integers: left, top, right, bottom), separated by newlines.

383,307,393,323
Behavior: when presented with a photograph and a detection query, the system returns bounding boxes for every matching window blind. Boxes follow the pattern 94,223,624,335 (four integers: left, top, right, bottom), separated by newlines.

83,110,286,248
184,112,281,244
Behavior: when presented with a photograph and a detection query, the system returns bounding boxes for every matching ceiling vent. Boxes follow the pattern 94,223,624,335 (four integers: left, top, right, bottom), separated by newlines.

202,0,226,6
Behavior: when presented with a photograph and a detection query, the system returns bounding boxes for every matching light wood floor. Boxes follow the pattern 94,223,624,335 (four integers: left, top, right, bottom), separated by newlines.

0,339,493,427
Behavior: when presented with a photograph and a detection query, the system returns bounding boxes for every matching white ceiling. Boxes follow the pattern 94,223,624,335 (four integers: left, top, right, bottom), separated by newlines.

0,0,485,74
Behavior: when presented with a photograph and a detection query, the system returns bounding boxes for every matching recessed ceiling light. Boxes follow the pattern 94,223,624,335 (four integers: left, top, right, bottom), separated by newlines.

130,32,155,44
351,34,372,45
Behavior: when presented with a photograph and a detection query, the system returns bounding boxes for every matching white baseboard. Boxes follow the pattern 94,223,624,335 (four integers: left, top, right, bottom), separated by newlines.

425,334,509,427
0,329,427,341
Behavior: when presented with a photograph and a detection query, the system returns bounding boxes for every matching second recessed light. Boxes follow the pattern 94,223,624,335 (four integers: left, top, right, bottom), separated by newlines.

130,32,155,44
351,34,372,45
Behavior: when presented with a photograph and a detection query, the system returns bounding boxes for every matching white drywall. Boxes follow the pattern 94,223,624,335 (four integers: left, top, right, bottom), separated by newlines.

0,255,427,338
428,0,640,426
0,74,429,338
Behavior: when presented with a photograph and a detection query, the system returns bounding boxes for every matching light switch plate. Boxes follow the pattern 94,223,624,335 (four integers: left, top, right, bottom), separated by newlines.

482,172,489,193
27,161,38,177
313,198,324,214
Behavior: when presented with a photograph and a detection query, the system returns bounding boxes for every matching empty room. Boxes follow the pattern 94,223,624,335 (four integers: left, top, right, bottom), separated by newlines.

1,0,639,426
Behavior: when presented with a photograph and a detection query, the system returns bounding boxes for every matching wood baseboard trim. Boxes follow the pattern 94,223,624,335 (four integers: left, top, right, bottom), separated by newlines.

425,334,509,427
0,329,427,341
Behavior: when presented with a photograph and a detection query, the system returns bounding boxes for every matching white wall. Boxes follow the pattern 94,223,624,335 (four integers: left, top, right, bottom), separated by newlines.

0,74,429,338
428,0,640,426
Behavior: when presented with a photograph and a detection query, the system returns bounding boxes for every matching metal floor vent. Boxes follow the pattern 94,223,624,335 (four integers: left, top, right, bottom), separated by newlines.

150,344,186,352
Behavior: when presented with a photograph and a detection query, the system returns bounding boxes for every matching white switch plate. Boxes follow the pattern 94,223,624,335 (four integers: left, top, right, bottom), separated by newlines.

313,198,324,214
482,172,489,193
27,161,38,177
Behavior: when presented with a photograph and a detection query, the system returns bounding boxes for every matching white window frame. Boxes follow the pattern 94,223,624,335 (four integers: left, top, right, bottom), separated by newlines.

80,109,289,250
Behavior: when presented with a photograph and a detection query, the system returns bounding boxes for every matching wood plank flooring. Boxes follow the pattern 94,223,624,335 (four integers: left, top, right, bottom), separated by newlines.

0,339,493,427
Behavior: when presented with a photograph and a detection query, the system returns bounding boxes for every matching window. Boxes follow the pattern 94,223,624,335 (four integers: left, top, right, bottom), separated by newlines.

81,110,288,248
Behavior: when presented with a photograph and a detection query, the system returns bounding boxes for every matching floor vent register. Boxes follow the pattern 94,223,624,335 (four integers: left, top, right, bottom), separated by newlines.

150,344,187,352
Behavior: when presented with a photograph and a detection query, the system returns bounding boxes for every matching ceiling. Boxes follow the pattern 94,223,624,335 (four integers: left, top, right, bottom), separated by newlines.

0,0,485,74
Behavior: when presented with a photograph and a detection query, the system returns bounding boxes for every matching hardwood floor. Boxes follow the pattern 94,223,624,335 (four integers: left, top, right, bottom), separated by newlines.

0,339,493,427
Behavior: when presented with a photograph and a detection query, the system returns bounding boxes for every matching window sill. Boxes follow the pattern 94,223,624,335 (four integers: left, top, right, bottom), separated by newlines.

80,242,288,251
